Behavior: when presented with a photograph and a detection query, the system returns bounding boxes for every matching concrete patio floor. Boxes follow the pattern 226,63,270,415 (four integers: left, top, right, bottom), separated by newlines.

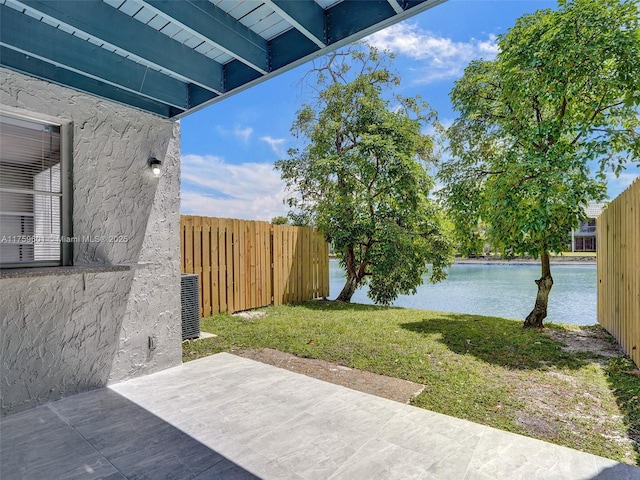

2,353,639,480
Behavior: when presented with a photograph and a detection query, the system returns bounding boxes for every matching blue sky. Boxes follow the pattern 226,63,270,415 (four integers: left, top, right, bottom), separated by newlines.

180,0,640,220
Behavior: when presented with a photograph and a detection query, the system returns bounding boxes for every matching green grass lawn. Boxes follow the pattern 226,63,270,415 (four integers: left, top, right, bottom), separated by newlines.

183,300,640,465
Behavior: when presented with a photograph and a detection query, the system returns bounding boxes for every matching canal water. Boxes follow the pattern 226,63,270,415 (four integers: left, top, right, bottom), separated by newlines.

329,260,597,325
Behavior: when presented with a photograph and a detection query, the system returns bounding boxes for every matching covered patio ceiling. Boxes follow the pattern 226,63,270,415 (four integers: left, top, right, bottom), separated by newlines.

0,0,445,119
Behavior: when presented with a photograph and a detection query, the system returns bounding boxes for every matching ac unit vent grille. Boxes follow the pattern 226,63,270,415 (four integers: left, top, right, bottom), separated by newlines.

181,274,200,341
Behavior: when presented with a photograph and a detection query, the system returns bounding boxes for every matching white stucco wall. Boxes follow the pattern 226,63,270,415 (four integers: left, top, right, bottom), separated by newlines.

0,68,182,415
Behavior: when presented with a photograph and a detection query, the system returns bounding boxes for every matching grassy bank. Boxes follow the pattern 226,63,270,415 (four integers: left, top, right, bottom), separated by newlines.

183,301,639,465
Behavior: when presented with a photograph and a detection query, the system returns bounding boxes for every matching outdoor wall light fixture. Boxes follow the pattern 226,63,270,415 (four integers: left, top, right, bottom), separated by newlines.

148,157,162,177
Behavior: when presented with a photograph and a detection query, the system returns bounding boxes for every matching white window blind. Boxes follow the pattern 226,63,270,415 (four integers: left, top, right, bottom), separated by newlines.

0,114,63,266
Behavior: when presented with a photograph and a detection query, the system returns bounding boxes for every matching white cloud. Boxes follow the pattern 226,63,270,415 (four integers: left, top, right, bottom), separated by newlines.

215,124,253,143
367,23,498,83
261,136,287,157
234,125,253,142
180,154,289,221
606,171,638,186
605,171,639,199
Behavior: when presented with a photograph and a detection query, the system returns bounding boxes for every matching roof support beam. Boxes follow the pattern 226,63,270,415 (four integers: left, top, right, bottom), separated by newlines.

0,47,179,117
223,60,263,92
326,0,396,44
269,28,321,72
386,0,405,14
140,0,269,75
325,0,446,45
17,0,224,95
0,4,190,109
264,0,326,48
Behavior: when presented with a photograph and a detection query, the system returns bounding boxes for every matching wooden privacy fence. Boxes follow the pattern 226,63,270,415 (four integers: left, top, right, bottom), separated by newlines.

181,216,330,317
597,177,640,368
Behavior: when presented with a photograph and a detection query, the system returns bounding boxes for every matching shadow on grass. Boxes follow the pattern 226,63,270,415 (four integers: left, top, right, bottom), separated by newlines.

604,356,640,466
399,315,589,371
546,324,640,465
298,300,589,371
294,299,399,312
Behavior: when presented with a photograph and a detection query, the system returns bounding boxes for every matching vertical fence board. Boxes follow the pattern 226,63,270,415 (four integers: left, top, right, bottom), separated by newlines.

284,226,291,304
259,221,268,306
218,221,227,313
262,222,268,305
254,222,260,307
292,227,299,302
211,218,219,315
202,223,211,317
271,225,282,306
232,219,240,313
264,222,270,305
598,178,639,368
180,221,186,273
249,221,257,308
193,217,203,316
251,222,257,308
283,227,290,304
184,216,193,274
225,220,233,313
253,222,260,307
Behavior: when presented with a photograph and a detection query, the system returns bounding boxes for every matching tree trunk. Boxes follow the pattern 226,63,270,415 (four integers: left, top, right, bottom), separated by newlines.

336,272,359,302
336,245,363,302
523,251,553,328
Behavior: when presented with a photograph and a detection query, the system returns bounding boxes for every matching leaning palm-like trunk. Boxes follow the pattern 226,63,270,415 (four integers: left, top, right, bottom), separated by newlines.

523,251,553,328
336,245,365,302
336,272,359,302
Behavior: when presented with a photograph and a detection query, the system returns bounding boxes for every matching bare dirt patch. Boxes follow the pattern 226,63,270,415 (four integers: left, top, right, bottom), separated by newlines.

237,348,425,404
502,327,639,463
515,412,559,438
545,325,625,359
232,311,267,320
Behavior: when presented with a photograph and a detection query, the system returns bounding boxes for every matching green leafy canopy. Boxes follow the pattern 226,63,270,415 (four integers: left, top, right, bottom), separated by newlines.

439,0,640,259
276,44,453,304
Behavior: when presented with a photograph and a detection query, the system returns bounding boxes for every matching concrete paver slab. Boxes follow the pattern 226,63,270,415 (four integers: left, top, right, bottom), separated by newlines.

2,353,639,479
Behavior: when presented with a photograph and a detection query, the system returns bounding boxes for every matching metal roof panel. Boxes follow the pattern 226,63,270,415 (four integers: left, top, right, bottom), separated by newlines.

103,0,124,7
158,22,181,37
133,6,156,24
239,4,274,29
208,51,234,64
146,14,168,30
2,0,23,11
249,10,283,34
226,1,259,19
259,20,292,40
171,29,192,43
118,0,143,17
183,36,205,49
214,0,243,13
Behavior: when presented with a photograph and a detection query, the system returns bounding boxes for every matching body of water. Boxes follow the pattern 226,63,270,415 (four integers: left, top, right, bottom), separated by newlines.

329,260,597,325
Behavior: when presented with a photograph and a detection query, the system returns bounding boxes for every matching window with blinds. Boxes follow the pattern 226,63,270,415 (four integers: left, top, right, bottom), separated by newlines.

0,113,70,267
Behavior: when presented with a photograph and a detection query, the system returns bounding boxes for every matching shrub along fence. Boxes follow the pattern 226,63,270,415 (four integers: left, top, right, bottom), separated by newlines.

597,177,639,368
181,216,330,317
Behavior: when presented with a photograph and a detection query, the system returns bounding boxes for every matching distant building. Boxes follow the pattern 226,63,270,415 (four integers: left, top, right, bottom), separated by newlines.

570,202,606,252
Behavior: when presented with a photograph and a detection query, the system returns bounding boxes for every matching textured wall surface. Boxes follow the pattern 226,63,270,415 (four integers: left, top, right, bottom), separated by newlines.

0,68,182,415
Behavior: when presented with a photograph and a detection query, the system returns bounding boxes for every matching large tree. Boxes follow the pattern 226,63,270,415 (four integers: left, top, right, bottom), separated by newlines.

439,0,640,328
276,45,452,304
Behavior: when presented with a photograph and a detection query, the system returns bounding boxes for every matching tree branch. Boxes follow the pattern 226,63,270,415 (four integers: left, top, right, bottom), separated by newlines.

570,88,622,146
